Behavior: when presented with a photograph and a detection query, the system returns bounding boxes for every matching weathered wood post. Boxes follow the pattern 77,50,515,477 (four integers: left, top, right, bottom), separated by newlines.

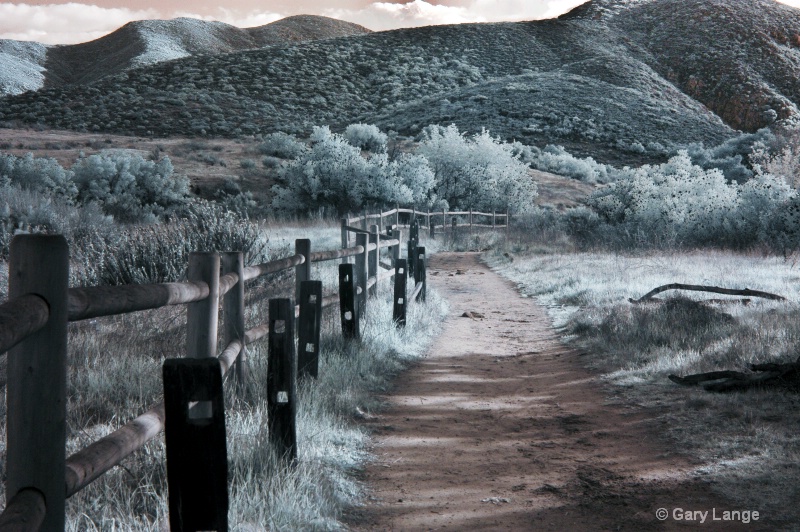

341,217,349,260
7,235,68,531
338,264,359,340
393,259,408,327
369,224,379,298
222,252,246,397
430,209,436,238
268,298,297,462
355,232,368,320
506,208,510,235
391,227,401,267
297,280,323,379
187,252,220,418
360,209,368,231
295,239,311,304
493,209,496,229
163,358,228,532
415,246,427,302
469,208,473,239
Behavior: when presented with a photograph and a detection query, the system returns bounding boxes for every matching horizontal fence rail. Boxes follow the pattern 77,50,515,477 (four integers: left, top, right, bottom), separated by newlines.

0,204,510,528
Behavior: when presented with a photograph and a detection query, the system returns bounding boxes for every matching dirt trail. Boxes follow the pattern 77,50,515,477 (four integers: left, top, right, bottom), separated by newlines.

347,253,773,531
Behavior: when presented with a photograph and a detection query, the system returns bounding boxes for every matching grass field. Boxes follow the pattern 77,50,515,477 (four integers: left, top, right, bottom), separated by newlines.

487,246,800,523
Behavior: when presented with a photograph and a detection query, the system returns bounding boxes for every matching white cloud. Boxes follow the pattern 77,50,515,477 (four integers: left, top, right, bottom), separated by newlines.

778,0,800,7
324,0,587,31
0,3,161,44
173,8,284,29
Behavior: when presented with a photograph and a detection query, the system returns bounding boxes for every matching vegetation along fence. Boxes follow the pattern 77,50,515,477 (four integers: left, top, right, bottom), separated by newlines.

0,206,509,531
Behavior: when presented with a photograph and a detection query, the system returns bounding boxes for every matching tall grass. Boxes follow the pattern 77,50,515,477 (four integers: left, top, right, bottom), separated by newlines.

0,217,448,530
487,248,800,523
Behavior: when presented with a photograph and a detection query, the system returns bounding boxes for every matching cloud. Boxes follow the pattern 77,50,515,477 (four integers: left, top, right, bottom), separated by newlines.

174,8,284,29
0,3,161,44
324,0,587,31
778,0,800,7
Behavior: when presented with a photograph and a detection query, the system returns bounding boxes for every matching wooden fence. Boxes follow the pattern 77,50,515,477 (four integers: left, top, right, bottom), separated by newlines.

0,206,506,531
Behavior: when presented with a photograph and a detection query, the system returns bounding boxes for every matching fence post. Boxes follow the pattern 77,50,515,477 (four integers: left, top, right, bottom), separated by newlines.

391,227,401,266
415,246,427,302
369,224,379,298
469,208,473,238
430,209,436,238
187,252,220,418
506,208,510,235
222,252,246,397
298,280,323,379
493,209,496,229
7,235,68,531
361,209,368,231
268,298,297,462
163,358,228,532
355,232,368,319
341,217,349,261
295,239,311,304
338,264,359,340
393,259,408,327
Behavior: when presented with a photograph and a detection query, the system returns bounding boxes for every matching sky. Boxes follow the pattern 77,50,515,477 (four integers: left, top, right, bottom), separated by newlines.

2,0,800,45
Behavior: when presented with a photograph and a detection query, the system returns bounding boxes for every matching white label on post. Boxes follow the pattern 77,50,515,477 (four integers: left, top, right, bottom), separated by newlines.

277,391,289,403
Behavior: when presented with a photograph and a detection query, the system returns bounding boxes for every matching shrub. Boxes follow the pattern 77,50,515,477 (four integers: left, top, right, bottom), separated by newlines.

529,145,622,184
71,153,190,223
258,132,307,159
0,152,77,199
271,126,430,215
344,123,388,152
417,124,537,213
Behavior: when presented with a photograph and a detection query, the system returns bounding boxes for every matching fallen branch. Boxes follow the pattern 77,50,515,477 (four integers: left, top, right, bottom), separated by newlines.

630,283,786,304
668,357,800,392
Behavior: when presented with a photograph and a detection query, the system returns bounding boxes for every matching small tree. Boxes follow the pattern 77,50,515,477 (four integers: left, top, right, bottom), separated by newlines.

416,124,536,212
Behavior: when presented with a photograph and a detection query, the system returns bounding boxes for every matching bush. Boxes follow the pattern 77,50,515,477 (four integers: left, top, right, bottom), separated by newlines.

417,124,537,213
258,132,307,159
0,152,77,199
344,123,388,152
80,202,267,286
71,153,190,223
529,145,623,184
271,126,431,215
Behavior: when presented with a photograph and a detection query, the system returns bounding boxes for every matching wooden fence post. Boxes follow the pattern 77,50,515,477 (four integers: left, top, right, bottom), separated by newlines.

338,264,359,340
295,239,311,304
506,208,510,235
391,228,401,266
340,218,349,261
361,209,368,231
395,203,400,227
415,246,427,302
493,209,496,229
355,233,368,319
393,259,408,327
7,235,68,531
369,224,379,298
221,252,246,397
268,298,297,462
469,208,473,238
187,252,220,418
163,358,228,532
297,280,323,379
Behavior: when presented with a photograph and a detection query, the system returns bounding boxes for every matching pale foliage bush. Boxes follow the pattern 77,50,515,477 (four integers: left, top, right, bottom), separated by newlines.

588,151,800,250
258,132,307,159
417,124,537,212
0,152,77,199
71,153,190,223
344,123,388,152
529,144,625,184
271,126,434,215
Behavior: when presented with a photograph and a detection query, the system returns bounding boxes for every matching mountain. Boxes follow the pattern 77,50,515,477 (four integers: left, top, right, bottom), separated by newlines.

0,15,371,94
1,0,798,165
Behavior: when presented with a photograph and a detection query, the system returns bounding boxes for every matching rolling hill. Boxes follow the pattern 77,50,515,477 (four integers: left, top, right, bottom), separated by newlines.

1,0,799,165
0,15,371,94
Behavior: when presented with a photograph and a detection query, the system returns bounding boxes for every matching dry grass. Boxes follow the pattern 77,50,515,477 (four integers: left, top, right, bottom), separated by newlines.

487,248,800,524
0,221,448,530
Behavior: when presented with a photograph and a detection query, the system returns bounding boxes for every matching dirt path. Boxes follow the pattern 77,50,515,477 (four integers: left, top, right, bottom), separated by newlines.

347,253,772,531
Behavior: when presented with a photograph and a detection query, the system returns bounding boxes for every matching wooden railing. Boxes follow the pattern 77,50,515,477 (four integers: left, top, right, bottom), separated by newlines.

0,226,421,531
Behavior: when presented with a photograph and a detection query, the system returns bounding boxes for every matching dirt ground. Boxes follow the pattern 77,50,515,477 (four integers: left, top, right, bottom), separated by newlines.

346,253,774,531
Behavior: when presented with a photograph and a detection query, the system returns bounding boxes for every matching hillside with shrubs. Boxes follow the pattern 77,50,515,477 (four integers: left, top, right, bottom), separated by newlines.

6,0,800,165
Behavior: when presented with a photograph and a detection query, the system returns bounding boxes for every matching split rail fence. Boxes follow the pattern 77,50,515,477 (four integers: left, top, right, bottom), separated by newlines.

0,206,508,531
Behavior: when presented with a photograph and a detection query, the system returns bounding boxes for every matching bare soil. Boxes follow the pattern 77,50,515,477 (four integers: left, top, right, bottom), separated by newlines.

346,253,775,531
